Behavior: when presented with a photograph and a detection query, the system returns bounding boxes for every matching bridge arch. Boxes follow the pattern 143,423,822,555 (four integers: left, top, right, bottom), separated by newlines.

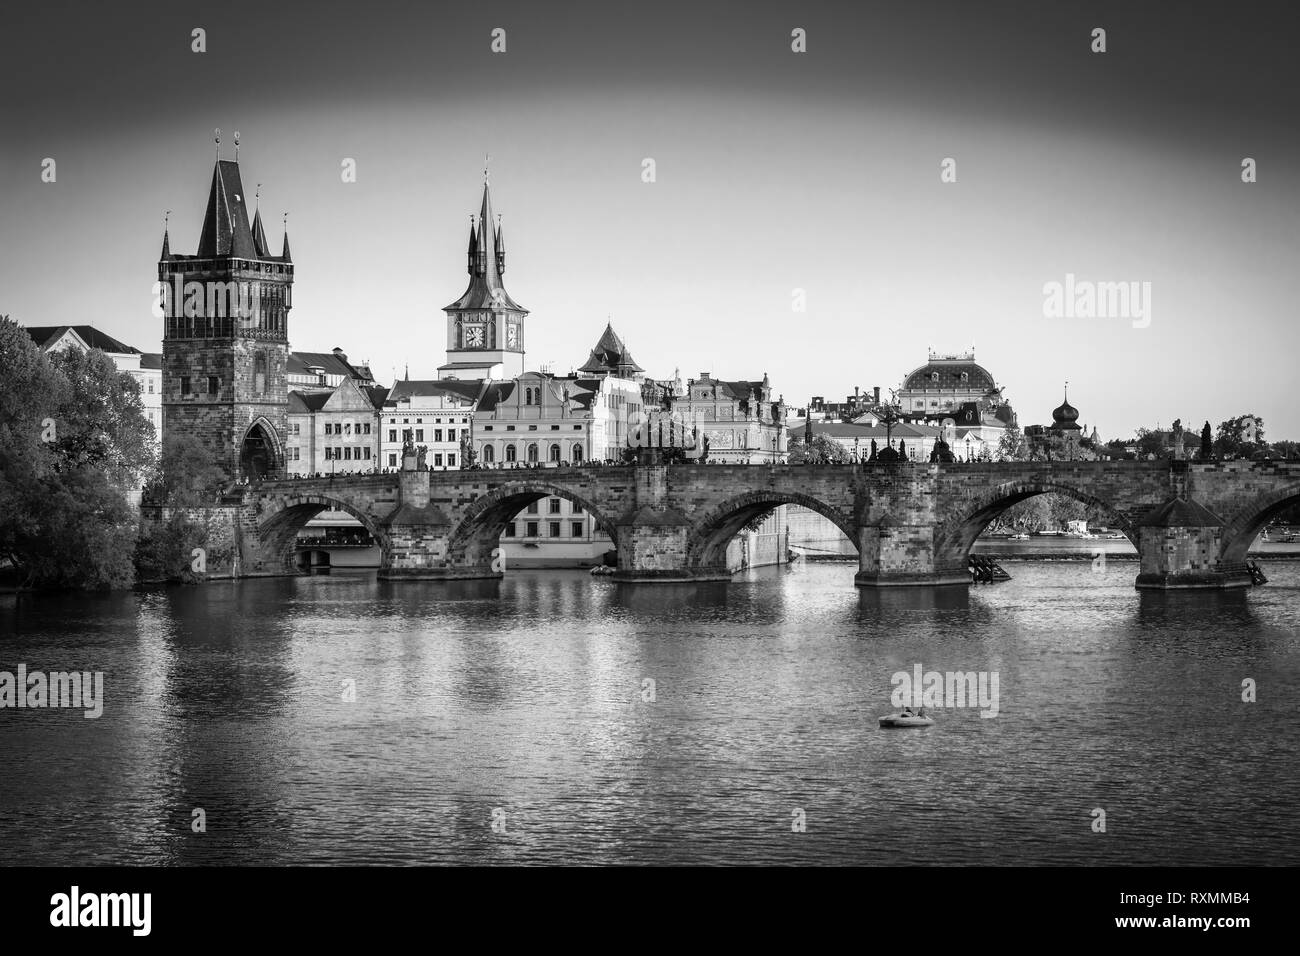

1218,482,1300,565
687,490,857,571
937,480,1134,565
258,493,392,573
447,480,620,567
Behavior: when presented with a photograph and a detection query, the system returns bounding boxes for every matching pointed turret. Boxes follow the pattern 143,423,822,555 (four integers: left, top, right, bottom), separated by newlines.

443,180,526,312
197,160,257,258
467,217,479,274
281,227,292,262
495,216,505,276
160,228,170,259
252,207,270,258
578,322,644,378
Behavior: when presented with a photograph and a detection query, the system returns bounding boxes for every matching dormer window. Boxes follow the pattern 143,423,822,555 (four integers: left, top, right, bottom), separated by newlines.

931,372,940,382
960,372,969,382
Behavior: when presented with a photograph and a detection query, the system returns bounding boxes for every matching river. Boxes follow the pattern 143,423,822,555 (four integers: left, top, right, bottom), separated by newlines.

2,561,1297,865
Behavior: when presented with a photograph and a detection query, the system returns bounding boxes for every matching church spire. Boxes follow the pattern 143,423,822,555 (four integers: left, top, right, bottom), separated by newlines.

444,175,524,314
281,213,292,262
160,210,171,259
495,215,505,276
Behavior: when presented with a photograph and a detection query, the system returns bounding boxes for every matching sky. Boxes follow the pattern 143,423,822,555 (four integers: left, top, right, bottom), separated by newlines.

2,0,1297,438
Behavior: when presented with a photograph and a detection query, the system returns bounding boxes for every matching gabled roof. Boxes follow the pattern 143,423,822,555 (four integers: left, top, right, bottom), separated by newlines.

288,389,332,413
288,350,372,382
578,323,643,375
197,160,258,258
386,379,480,404
24,325,139,355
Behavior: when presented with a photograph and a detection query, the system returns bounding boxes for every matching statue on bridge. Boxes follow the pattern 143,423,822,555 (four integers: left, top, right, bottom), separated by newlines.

416,444,428,471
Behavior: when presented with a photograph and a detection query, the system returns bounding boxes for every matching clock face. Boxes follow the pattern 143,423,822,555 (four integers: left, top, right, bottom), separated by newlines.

465,325,485,348
506,324,518,348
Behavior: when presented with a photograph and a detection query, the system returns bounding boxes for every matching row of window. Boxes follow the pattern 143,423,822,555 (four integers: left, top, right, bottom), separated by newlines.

480,443,584,464
386,417,468,425
324,422,372,435
518,498,584,515
482,424,583,432
384,452,457,467
324,447,372,460
387,428,460,443
504,521,587,540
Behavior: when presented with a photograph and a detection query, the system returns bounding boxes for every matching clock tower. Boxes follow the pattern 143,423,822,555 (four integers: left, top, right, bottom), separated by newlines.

438,175,528,379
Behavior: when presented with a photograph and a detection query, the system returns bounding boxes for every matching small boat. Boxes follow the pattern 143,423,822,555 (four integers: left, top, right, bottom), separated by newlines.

589,565,615,576
878,712,935,728
1010,532,1030,540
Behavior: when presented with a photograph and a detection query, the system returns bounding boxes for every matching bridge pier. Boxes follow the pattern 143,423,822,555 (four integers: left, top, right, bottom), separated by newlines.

611,508,728,582
377,466,498,581
1134,497,1249,589
853,520,969,588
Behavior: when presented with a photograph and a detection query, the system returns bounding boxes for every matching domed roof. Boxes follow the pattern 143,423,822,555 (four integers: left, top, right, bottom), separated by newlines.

902,352,997,391
1052,387,1081,430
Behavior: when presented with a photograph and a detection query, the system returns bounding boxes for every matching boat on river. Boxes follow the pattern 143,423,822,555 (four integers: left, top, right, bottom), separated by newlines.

879,712,935,728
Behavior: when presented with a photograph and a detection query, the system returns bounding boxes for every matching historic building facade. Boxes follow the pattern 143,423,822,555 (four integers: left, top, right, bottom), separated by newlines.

285,378,389,476
380,380,479,470
159,153,293,479
670,372,788,463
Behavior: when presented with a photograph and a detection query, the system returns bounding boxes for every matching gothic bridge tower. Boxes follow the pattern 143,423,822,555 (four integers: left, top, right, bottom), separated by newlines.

159,136,293,480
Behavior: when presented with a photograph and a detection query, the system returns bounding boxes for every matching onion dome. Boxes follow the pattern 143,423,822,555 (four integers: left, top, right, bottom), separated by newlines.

1052,385,1081,431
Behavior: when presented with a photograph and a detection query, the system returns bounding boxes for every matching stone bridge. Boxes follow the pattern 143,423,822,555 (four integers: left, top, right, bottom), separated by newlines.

224,460,1300,590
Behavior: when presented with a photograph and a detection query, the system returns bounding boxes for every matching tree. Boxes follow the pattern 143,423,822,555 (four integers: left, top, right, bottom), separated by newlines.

146,431,227,506
996,423,1029,461
787,434,852,464
1214,414,1265,458
1200,421,1213,459
0,316,146,589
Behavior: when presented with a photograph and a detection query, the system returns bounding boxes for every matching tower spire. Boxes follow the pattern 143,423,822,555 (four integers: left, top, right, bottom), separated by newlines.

281,212,292,261
161,210,171,258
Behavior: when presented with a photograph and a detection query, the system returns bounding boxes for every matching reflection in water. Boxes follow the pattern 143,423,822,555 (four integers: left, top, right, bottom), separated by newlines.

1,560,1297,865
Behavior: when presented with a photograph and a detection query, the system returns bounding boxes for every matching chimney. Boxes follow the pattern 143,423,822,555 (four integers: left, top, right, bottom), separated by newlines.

873,386,881,404
333,347,348,363
854,386,860,397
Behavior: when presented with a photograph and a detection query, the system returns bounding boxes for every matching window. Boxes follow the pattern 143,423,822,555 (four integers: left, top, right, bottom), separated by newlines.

325,448,333,460
147,380,155,394
292,423,300,436
572,446,584,464
549,444,561,462
548,498,561,514
447,429,456,441
549,522,561,538
960,372,969,382
434,453,443,466
345,423,353,436
388,454,397,467
571,522,584,538
505,445,517,462
363,423,371,434
181,376,192,395
293,448,300,460
504,523,516,538
550,425,560,430
483,445,495,463
484,425,493,431
415,429,424,442
325,423,333,436
527,443,539,463
506,425,515,431
363,448,371,459
931,372,939,382
344,447,352,460
526,521,539,537
447,454,456,466
255,353,267,394
574,425,582,430
571,502,584,515
526,501,539,514
434,429,443,442
389,429,397,442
